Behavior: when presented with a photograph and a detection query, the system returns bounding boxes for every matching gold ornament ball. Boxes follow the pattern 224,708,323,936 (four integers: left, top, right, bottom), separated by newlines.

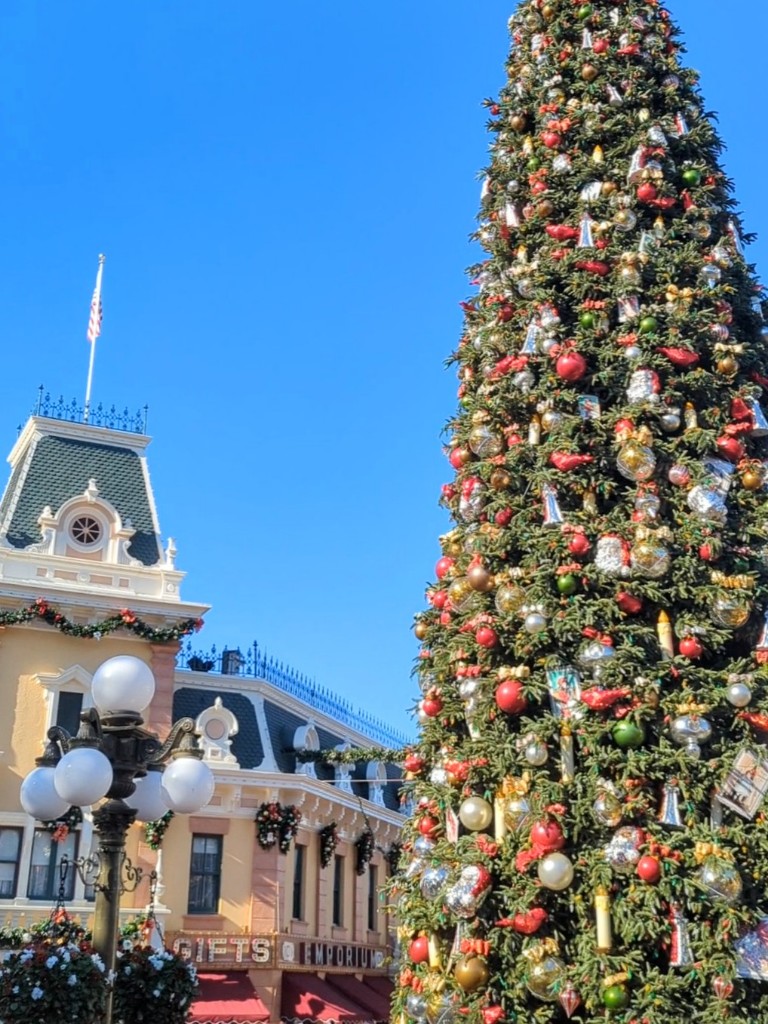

448,577,475,611
631,539,670,579
717,355,739,376
503,794,531,831
581,63,598,82
467,563,494,593
742,468,764,490
616,440,655,482
526,954,567,1002
454,956,490,993
490,468,512,490
469,424,503,458
542,3,555,21
509,113,527,132
414,620,429,641
711,594,752,629
540,408,564,431
698,859,743,905
537,199,555,218
458,796,494,832
495,583,526,616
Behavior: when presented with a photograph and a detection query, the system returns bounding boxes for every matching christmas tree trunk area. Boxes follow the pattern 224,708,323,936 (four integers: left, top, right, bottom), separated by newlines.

392,2,768,1022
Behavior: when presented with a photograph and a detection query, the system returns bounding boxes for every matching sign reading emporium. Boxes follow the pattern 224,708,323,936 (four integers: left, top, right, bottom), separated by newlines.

169,932,389,972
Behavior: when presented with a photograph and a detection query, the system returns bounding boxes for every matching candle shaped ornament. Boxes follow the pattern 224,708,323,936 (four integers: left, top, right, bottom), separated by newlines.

560,724,575,784
657,610,675,660
595,888,613,953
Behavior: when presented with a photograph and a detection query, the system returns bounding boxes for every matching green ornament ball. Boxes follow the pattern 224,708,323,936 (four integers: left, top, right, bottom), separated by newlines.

527,157,541,172
579,311,597,330
603,985,629,1011
557,574,579,596
682,168,702,187
577,3,593,19
612,720,646,750
639,316,658,334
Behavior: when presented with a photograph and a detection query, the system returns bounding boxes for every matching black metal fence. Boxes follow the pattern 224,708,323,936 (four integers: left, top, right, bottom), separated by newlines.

177,640,410,749
32,386,148,435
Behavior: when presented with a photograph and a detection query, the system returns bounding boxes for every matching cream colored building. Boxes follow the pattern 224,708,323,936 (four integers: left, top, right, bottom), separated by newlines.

0,406,405,1023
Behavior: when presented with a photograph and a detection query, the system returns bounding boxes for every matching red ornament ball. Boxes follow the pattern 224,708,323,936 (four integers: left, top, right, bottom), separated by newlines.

435,557,454,580
495,679,527,715
555,350,587,382
637,182,657,202
636,855,662,884
716,435,745,463
421,695,443,717
476,626,499,649
679,635,704,660
404,752,426,774
408,936,430,963
418,815,440,838
529,819,564,853
568,533,591,557
449,446,470,470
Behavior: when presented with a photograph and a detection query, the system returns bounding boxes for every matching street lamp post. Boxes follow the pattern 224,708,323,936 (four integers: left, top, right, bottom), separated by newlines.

20,656,215,1024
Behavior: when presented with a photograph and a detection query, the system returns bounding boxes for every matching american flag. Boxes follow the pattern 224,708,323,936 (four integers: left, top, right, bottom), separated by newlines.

87,285,102,343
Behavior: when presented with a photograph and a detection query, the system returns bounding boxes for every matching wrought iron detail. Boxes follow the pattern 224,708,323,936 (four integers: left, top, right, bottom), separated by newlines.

177,640,410,748
33,385,148,435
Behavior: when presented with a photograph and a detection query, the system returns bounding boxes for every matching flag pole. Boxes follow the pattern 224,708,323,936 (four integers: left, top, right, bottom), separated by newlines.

84,253,106,423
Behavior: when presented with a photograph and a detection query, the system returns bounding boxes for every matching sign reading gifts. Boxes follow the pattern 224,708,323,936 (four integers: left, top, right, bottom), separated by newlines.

169,933,389,972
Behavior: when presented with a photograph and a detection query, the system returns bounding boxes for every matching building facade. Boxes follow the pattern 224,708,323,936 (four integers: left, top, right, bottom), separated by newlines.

0,404,405,1023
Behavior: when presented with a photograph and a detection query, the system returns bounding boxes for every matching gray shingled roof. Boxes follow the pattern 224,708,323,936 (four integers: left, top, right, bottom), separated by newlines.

0,435,161,565
173,688,264,769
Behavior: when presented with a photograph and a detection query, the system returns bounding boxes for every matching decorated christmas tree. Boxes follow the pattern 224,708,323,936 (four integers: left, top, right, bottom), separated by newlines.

394,2,768,1022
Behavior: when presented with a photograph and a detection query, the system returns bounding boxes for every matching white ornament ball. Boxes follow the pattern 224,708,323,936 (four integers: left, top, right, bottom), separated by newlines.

726,682,752,708
524,611,547,633
538,852,575,890
524,740,549,766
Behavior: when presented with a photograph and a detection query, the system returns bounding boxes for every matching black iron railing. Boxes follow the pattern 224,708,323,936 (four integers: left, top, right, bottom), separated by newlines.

32,386,148,435
177,640,410,749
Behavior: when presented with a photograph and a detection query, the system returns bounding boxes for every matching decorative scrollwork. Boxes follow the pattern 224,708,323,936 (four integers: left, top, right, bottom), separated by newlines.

145,718,197,765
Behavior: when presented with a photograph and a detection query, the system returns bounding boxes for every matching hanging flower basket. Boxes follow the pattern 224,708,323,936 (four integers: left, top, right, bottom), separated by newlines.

112,946,198,1024
319,821,339,868
255,802,302,852
355,827,375,875
0,941,108,1024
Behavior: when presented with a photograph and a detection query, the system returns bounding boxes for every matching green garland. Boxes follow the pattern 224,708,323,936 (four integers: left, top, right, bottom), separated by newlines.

297,745,406,765
0,598,203,642
144,811,174,851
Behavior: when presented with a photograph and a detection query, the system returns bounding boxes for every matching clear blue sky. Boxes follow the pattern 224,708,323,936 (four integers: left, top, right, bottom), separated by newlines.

0,2,765,736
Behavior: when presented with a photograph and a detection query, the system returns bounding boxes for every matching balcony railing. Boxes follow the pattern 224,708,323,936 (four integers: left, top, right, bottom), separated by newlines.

177,640,411,749
31,386,148,435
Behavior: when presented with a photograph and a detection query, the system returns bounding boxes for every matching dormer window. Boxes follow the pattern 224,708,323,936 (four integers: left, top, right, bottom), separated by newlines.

70,515,103,547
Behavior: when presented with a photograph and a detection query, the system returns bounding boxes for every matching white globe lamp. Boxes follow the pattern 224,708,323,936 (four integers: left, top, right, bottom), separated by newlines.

161,756,215,814
128,768,170,822
54,747,114,806
92,656,156,715
20,766,70,821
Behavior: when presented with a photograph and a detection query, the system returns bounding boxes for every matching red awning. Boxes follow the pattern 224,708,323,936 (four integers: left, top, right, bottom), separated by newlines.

281,971,373,1022
190,971,271,1024
325,974,391,1021
360,976,393,1001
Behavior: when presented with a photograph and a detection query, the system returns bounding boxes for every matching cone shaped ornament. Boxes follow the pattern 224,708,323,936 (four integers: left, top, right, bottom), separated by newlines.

397,4,768,1024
